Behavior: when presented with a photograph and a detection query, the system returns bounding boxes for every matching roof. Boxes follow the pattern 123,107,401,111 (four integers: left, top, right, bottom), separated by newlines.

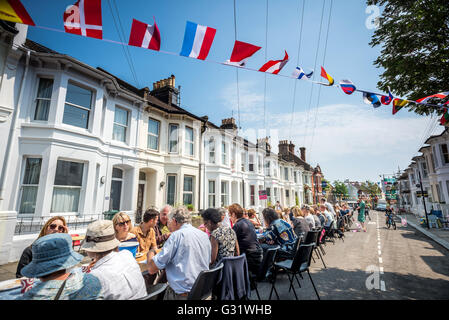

23,38,58,54
424,127,448,144
278,153,313,172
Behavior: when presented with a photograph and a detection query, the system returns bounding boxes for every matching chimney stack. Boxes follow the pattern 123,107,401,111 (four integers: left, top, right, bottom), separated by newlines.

288,141,295,154
300,147,306,162
220,118,238,130
278,140,289,156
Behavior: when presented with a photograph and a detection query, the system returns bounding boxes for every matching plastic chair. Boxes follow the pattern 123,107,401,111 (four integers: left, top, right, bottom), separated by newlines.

273,243,320,300
137,283,168,300
187,263,223,300
249,246,280,300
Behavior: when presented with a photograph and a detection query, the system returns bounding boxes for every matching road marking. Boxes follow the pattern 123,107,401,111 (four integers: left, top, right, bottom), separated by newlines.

380,267,384,274
378,250,382,255
379,257,383,264
380,281,386,291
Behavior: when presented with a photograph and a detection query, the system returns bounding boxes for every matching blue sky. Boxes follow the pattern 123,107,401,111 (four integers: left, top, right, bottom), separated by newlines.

22,0,442,184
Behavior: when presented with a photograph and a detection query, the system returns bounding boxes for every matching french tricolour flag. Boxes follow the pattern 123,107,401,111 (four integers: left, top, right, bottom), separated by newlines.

180,21,216,60
128,18,161,51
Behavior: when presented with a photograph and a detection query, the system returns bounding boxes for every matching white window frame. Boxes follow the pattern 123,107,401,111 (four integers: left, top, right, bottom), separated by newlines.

168,124,179,154
184,126,194,157
147,117,160,151
209,180,216,207
249,154,254,172
166,174,177,206
250,185,255,206
222,141,228,165
183,175,194,205
208,137,215,164
440,144,449,165
51,159,84,214
221,181,229,207
18,157,42,214
33,77,53,121
112,106,129,143
63,81,93,129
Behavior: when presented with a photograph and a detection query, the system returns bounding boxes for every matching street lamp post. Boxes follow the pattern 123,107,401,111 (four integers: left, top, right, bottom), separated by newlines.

417,170,430,229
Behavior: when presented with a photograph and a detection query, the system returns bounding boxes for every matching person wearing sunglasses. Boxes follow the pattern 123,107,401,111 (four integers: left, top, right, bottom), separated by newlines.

16,216,69,278
112,212,137,242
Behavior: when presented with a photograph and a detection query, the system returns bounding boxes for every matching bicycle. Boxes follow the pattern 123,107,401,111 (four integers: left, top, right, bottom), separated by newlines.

385,212,396,230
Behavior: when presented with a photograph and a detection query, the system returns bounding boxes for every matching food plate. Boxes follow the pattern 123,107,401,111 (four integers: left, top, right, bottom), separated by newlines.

135,252,144,258
0,279,21,292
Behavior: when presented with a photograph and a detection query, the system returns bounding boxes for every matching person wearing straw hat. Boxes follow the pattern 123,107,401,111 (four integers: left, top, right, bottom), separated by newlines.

17,233,103,300
81,220,147,300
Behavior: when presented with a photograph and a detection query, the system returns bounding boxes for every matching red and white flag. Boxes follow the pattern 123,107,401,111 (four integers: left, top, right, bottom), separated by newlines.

63,0,103,39
225,40,261,67
259,51,289,74
128,18,161,51
416,91,449,104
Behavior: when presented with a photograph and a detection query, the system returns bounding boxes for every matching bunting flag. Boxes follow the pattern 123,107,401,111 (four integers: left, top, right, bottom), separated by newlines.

225,40,261,67
381,87,393,105
180,21,216,60
440,108,449,125
339,80,356,95
292,67,313,80
320,66,334,86
128,18,160,51
0,0,35,26
63,0,103,39
416,91,449,104
363,92,381,108
259,51,289,74
392,98,408,115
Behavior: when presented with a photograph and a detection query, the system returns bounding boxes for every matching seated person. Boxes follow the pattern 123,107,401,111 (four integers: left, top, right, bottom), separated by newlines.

112,212,137,242
131,208,160,257
16,216,68,278
247,209,262,229
202,208,240,268
18,233,103,300
291,206,310,240
81,220,147,300
320,204,334,232
155,205,172,248
229,203,263,275
146,207,211,300
258,208,297,251
302,205,316,230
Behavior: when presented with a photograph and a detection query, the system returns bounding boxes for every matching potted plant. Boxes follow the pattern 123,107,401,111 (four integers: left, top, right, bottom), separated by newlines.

187,204,194,212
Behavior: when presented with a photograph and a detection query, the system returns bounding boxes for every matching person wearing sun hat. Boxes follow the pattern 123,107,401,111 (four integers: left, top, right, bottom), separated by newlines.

81,220,147,300
17,233,103,300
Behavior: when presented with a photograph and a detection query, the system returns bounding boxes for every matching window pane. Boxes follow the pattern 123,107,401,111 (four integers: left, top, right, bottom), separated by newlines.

169,125,178,152
34,99,50,121
63,103,89,128
66,83,92,109
183,194,193,205
37,78,53,99
185,127,193,141
209,181,215,193
114,107,128,126
148,118,159,135
23,158,42,185
112,168,123,179
19,186,38,214
148,135,158,150
139,172,146,180
185,142,194,156
54,160,83,186
184,176,193,192
110,180,122,210
51,187,80,212
113,124,126,142
167,176,176,205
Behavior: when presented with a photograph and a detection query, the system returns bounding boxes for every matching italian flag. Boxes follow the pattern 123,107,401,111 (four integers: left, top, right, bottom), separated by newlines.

0,0,35,26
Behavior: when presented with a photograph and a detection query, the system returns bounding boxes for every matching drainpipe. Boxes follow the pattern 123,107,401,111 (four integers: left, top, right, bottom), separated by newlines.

198,123,207,211
0,48,30,208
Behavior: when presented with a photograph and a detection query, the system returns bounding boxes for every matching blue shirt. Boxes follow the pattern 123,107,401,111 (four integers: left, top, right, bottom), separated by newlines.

259,219,297,246
323,210,334,228
152,223,211,294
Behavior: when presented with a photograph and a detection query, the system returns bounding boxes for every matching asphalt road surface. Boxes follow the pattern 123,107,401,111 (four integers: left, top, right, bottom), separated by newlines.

253,210,449,300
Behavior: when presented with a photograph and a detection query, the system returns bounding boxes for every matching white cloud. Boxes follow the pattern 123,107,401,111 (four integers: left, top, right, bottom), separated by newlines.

220,81,267,113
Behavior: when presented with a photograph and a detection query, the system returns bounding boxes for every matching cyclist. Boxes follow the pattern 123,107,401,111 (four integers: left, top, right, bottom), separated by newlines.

385,205,396,229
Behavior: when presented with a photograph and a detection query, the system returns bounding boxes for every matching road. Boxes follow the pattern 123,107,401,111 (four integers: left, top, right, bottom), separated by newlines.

254,210,449,300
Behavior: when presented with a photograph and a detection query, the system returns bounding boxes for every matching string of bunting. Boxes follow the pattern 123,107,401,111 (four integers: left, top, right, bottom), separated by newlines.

1,0,448,122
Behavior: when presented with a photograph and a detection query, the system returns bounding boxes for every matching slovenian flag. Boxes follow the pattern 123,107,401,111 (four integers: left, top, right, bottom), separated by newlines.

381,88,393,105
180,21,216,60
0,0,35,26
416,92,449,104
128,18,161,51
292,67,313,80
259,51,289,74
363,92,381,108
392,98,408,115
320,66,334,86
225,40,261,67
339,80,356,95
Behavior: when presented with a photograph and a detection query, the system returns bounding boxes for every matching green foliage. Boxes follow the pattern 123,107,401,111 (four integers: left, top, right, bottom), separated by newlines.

333,180,349,198
295,196,299,206
367,0,449,115
360,181,382,196
186,204,194,211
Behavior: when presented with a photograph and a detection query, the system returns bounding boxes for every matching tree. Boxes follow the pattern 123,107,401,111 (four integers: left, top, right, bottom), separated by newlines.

333,180,349,201
367,0,449,115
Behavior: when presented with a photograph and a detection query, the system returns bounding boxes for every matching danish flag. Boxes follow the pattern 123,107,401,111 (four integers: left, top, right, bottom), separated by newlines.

63,0,103,39
128,18,161,51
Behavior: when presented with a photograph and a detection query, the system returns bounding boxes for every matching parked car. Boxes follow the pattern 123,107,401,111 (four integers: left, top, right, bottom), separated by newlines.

376,203,387,211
